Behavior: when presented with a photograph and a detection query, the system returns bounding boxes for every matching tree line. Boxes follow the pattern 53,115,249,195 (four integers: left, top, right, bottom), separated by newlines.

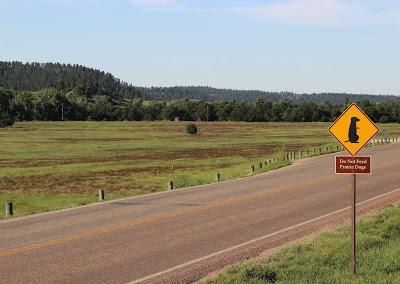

1,87,399,124
139,86,400,105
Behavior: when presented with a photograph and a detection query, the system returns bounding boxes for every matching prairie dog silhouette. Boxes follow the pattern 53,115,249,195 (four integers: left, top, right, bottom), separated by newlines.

346,117,360,143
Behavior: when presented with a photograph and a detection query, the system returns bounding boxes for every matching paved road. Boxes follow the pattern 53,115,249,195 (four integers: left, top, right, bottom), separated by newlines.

1,143,400,284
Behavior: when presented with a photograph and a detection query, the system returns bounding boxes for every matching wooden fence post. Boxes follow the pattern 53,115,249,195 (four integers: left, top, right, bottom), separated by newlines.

6,202,13,218
98,189,105,202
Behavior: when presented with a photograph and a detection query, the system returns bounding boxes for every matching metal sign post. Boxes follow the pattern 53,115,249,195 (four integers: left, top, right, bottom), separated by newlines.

329,103,379,277
351,173,356,276
335,155,370,277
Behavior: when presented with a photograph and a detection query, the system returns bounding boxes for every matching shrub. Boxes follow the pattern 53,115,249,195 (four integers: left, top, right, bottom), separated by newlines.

0,118,14,128
186,123,197,135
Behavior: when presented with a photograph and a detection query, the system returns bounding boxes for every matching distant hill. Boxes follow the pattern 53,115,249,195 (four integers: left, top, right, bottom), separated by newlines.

0,61,143,99
139,86,400,104
1,61,399,104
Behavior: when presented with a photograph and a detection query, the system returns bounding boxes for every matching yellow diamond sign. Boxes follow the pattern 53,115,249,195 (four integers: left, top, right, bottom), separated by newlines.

329,103,379,156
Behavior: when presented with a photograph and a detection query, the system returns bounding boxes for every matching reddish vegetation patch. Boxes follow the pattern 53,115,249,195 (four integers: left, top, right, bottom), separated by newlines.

49,137,143,144
138,122,318,134
0,172,138,195
0,144,287,169
0,145,309,195
0,164,199,194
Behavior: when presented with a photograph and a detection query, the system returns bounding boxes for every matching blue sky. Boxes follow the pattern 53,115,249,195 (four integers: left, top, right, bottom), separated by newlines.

1,0,399,95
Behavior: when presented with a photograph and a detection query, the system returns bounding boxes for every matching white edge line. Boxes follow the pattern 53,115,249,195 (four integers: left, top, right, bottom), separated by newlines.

127,186,400,284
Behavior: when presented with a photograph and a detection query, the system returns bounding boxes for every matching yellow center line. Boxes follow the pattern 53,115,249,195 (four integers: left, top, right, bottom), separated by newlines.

0,176,338,257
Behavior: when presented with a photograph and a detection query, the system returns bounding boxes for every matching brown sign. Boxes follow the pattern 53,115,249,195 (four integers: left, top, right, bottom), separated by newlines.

335,156,371,174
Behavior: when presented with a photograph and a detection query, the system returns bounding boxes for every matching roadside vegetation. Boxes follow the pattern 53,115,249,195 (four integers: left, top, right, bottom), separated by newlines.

205,204,400,284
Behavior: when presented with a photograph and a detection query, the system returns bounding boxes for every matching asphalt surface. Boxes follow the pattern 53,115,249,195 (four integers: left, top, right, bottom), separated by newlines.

1,143,400,284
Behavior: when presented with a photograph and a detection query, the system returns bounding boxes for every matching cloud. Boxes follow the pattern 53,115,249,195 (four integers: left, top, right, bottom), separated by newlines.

233,0,360,27
130,0,178,9
129,0,400,28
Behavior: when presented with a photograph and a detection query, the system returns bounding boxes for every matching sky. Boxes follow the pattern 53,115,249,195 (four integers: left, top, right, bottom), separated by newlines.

1,0,400,95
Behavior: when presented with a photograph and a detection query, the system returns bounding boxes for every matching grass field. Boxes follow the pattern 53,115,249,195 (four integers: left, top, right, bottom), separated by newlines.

204,203,400,284
1,121,399,219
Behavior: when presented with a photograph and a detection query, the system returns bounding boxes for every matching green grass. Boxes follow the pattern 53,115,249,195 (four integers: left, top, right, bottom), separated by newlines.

0,193,97,217
204,204,400,284
1,121,399,219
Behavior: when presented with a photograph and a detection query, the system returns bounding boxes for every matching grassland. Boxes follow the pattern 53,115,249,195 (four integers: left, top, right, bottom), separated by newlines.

204,203,400,284
1,121,399,219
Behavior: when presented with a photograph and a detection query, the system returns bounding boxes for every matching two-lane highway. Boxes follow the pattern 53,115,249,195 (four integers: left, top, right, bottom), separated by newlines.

1,143,400,283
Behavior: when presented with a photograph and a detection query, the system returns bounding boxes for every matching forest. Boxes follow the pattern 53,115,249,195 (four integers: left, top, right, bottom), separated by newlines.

1,61,399,104
1,61,400,125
